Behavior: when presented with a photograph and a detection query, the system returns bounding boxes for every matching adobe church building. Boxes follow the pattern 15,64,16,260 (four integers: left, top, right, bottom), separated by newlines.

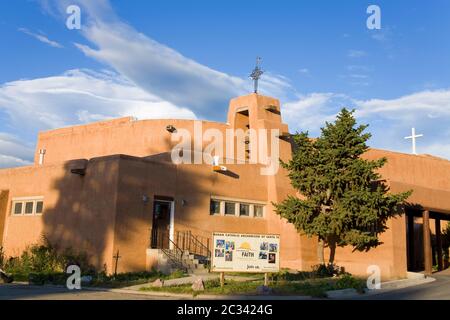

0,93,449,280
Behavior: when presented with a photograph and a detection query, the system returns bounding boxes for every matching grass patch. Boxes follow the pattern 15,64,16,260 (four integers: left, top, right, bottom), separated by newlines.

88,270,188,288
140,275,366,297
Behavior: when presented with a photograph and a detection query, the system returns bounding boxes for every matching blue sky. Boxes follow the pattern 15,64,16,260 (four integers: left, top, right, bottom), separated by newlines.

0,0,450,167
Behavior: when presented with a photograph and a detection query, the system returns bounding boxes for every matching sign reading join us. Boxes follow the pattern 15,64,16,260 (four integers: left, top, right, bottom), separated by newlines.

211,232,280,273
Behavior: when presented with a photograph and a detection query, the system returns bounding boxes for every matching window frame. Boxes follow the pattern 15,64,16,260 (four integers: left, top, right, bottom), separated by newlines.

13,202,24,215
239,203,250,217
253,204,265,218
11,197,44,216
209,199,221,216
210,196,266,219
35,201,44,215
224,201,237,216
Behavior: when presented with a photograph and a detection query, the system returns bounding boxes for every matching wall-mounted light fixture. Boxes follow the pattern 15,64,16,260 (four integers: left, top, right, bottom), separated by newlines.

212,155,227,172
166,125,177,133
142,195,149,203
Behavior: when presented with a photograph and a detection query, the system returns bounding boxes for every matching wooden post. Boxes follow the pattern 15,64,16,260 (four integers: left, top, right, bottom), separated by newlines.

435,218,443,271
423,210,433,276
188,230,192,252
264,273,269,286
113,250,121,277
407,214,416,270
220,272,225,288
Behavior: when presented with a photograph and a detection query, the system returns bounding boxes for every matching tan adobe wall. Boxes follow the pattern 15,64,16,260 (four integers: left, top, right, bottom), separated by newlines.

35,118,229,166
0,158,120,272
112,156,269,273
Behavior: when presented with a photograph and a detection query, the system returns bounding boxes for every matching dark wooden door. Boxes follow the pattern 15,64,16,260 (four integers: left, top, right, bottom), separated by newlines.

151,201,171,249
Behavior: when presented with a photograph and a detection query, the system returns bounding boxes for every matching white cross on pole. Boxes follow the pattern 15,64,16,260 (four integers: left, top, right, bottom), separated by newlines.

404,128,423,155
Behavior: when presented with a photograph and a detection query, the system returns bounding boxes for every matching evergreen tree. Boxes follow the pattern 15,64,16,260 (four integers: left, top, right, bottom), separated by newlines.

275,108,412,264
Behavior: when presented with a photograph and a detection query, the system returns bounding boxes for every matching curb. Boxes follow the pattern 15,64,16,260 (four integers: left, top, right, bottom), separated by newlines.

1,282,312,300
86,287,313,300
326,276,436,299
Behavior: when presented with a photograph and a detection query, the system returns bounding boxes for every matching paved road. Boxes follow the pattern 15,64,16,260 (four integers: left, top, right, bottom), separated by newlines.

0,284,178,300
357,271,450,300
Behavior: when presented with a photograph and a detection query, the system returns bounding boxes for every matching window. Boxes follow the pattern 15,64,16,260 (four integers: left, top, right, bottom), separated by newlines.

13,202,23,215
25,202,34,215
254,205,264,218
210,197,266,219
210,199,220,215
240,204,250,217
36,201,44,214
224,202,236,215
11,197,44,216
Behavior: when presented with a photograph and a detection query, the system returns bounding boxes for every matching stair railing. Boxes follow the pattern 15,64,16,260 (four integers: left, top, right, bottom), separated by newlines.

152,229,188,272
176,231,211,260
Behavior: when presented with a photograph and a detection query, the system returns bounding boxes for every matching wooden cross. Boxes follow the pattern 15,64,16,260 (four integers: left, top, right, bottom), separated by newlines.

113,250,121,277
404,128,423,155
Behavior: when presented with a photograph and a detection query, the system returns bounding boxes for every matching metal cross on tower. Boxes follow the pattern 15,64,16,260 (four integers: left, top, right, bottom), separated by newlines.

404,127,423,155
250,57,264,94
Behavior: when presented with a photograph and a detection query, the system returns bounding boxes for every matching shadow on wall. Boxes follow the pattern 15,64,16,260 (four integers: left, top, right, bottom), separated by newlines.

42,159,120,272
39,129,284,274
40,135,178,273
40,154,226,273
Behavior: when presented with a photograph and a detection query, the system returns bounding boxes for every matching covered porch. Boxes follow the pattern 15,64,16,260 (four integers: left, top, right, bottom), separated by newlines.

406,207,450,275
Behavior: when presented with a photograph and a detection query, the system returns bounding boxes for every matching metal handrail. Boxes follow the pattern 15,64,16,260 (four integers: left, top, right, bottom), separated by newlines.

189,233,211,259
153,229,188,272
168,235,184,259
152,229,212,269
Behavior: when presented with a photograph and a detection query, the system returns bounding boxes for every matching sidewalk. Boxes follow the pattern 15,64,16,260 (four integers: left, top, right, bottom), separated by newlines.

326,272,436,299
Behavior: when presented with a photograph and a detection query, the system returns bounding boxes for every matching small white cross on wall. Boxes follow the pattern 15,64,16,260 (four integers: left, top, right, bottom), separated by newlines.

404,128,423,155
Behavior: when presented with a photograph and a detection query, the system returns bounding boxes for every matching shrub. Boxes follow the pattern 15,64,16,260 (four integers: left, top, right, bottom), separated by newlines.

270,269,312,281
0,246,5,269
2,238,94,277
312,263,344,278
335,274,366,292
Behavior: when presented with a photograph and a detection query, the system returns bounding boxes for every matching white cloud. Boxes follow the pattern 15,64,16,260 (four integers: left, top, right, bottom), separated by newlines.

420,143,450,160
283,93,345,133
44,0,290,120
0,133,34,168
370,26,393,43
298,68,310,74
0,155,32,168
282,89,450,160
74,23,247,119
348,50,367,58
354,89,450,119
0,69,197,137
347,65,372,72
18,28,63,48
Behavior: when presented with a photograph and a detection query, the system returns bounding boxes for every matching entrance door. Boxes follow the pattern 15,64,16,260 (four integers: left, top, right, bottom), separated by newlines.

151,200,172,249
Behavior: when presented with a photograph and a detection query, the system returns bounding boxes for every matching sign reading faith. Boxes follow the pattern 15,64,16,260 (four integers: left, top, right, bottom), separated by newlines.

211,232,280,273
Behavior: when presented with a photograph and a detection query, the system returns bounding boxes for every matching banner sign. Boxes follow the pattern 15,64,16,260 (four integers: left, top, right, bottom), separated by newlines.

211,232,280,273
